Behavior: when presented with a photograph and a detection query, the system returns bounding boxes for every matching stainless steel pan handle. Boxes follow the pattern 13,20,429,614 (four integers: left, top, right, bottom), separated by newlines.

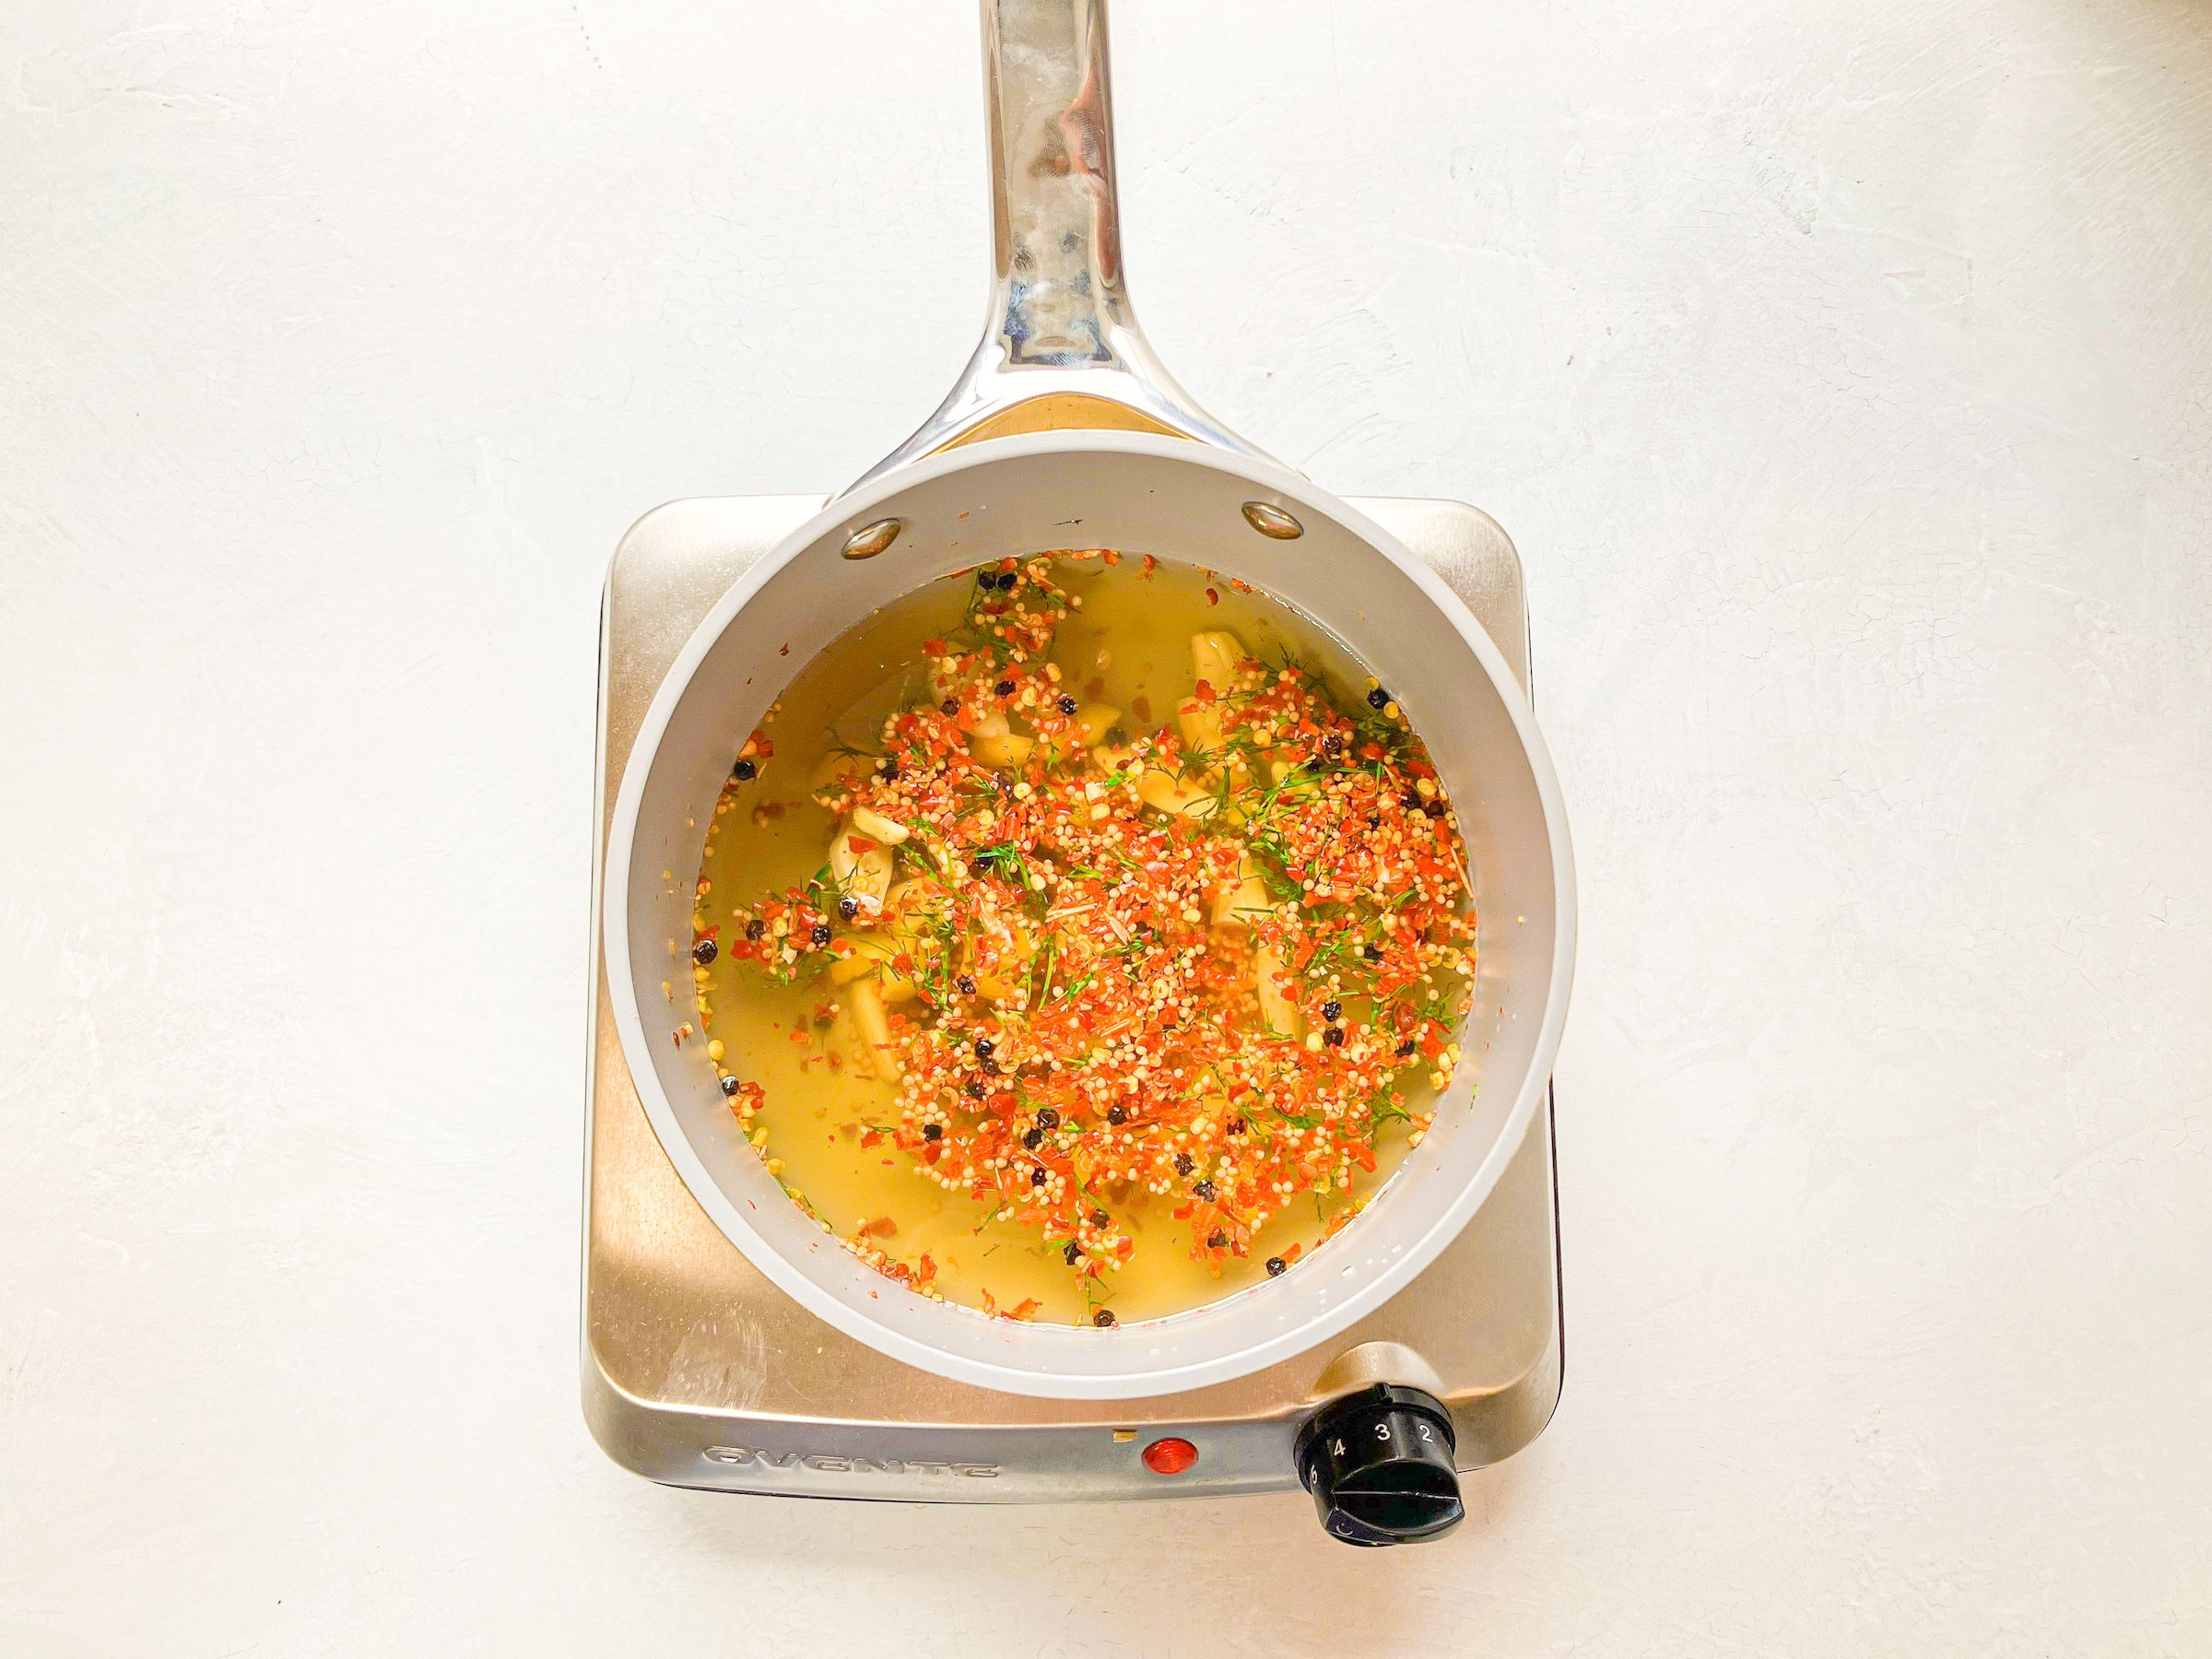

847,0,1268,492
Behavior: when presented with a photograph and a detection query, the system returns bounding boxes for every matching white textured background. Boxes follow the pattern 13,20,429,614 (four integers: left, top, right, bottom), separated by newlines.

6,1,2211,1653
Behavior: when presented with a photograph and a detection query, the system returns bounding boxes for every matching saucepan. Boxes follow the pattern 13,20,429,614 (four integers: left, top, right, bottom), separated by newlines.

605,0,1574,1400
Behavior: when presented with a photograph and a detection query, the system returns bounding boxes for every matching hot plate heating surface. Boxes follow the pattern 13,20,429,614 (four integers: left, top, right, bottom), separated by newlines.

584,495,1560,1501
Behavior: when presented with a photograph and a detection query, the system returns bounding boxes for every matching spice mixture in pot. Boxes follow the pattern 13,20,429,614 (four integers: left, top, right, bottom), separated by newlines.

682,551,1477,1326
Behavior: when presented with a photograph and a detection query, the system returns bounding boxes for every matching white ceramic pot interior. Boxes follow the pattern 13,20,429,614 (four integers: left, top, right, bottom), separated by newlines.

606,433,1573,1399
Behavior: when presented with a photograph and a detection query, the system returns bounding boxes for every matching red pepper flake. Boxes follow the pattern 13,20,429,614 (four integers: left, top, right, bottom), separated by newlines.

1193,680,1216,704
1206,586,1219,606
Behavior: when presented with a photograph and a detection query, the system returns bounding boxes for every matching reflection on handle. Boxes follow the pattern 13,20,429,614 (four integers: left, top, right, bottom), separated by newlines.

991,0,1124,368
845,0,1267,495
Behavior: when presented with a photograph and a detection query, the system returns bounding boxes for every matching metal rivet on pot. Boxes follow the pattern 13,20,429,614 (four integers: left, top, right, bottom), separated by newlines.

842,517,903,559
1241,501,1303,540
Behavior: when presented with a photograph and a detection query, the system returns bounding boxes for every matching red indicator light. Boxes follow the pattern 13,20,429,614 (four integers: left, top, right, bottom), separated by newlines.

1141,1436,1198,1476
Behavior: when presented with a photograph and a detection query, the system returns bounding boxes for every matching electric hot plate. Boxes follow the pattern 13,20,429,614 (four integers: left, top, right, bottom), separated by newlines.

583,493,1561,1540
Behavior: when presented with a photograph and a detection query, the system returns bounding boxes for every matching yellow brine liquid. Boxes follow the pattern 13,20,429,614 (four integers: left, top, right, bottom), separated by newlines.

689,550,1476,1327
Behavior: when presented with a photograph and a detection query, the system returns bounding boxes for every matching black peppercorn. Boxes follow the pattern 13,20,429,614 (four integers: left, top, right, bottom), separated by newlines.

719,1074,741,1097
1090,1208,1110,1227
692,938,718,966
963,1077,985,1099
1194,1179,1217,1201
956,973,977,995
732,758,758,780
1321,999,1341,1022
1106,1104,1128,1125
837,895,859,921
1425,799,1447,819
974,1038,995,1058
1396,1038,1417,1056
1173,1152,1194,1177
977,569,999,590
1055,694,1077,715
923,1122,943,1141
1093,1308,1116,1327
1064,1241,1081,1265
1401,792,1424,812
994,679,1016,696
941,699,960,715
880,759,899,782
1321,733,1343,759
1030,1166,1047,1186
968,858,992,879
745,918,767,941
1023,1127,1043,1150
1363,942,1383,961
809,923,831,947
1035,1107,1059,1131
981,1057,1000,1077
1367,687,1391,710
1265,1256,1288,1277
1206,1230,1228,1249
1323,1026,1346,1047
